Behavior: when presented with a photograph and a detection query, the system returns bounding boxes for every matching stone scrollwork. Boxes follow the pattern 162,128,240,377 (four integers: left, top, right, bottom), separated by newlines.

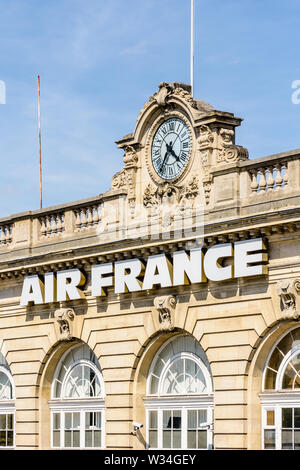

154,295,177,331
55,308,75,340
111,146,139,217
217,127,249,164
143,177,200,226
276,279,300,320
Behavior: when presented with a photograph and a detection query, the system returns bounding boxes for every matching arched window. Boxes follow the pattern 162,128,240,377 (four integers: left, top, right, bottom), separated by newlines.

0,353,15,448
50,344,105,449
262,326,300,450
145,335,213,450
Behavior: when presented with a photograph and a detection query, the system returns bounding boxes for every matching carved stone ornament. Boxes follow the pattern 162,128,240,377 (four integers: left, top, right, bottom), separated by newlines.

154,295,177,331
276,279,300,320
55,308,75,340
198,125,214,150
137,82,198,122
111,146,138,217
217,127,249,164
203,177,212,205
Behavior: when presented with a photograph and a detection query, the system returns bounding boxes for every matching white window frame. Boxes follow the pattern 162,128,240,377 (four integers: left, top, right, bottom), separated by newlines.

145,396,214,449
0,366,15,449
49,400,105,449
50,345,106,449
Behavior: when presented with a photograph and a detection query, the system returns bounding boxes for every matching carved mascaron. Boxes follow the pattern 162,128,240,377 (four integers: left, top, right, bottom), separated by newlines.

276,279,300,320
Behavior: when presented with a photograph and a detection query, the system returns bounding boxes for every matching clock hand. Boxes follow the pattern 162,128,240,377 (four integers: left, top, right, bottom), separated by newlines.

160,150,170,171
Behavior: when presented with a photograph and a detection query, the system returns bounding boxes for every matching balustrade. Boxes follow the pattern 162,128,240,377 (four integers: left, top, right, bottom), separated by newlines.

74,204,102,231
249,163,288,194
40,213,65,237
0,224,13,246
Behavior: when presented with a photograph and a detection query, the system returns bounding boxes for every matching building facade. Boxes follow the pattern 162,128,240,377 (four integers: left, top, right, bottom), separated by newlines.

0,82,300,450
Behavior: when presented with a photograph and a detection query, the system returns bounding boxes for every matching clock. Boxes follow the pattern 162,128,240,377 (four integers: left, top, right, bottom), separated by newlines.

151,117,191,180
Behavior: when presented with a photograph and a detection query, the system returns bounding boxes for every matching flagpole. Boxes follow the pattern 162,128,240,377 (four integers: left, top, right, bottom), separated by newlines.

190,0,194,96
38,75,42,209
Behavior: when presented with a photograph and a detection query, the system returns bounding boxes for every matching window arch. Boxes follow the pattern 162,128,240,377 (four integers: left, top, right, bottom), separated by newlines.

147,335,212,396
0,353,15,448
145,335,213,450
262,326,300,450
50,344,105,449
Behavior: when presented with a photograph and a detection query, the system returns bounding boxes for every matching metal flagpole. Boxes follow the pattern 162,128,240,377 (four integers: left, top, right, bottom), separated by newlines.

38,75,42,209
190,0,194,96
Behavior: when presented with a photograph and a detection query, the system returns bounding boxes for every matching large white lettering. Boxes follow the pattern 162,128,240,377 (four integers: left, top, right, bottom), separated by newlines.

19,238,268,305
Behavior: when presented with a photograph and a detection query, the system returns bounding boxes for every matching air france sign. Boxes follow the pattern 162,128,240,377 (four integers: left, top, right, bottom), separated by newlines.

20,238,268,306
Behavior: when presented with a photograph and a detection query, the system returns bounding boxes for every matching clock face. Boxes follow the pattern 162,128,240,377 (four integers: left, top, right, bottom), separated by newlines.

151,117,191,180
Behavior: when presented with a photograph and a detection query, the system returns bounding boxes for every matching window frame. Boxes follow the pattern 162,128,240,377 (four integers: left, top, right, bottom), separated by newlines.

49,400,105,449
145,397,214,450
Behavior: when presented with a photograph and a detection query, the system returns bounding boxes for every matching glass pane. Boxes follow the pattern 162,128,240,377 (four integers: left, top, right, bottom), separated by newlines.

282,430,293,449
198,430,207,449
7,430,13,447
0,415,6,430
187,430,196,448
53,430,60,447
149,410,157,429
73,412,80,429
0,372,12,400
65,413,72,430
198,410,207,426
295,408,300,428
163,410,171,429
149,430,157,448
173,430,181,448
85,412,93,428
53,413,60,430
94,430,101,448
94,412,101,429
73,430,80,448
264,369,277,390
267,410,275,426
188,410,197,429
7,414,13,430
85,430,93,447
282,408,293,428
64,430,71,447
65,364,82,398
172,411,181,429
295,430,300,449
150,375,159,394
0,431,6,446
264,429,275,449
282,363,295,389
163,430,171,448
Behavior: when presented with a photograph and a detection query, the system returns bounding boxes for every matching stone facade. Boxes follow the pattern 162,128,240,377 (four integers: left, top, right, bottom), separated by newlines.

0,82,300,449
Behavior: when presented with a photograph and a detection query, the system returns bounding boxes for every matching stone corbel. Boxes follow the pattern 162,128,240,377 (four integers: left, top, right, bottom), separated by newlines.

276,279,300,320
154,295,177,331
55,308,75,340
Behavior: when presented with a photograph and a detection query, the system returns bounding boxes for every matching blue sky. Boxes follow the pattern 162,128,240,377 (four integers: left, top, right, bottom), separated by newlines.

0,0,300,217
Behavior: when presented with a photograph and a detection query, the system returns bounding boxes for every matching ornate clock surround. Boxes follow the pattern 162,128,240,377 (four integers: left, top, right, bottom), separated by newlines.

145,107,195,186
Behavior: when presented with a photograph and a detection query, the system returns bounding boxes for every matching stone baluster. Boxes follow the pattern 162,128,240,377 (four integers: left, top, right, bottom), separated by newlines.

258,168,267,192
282,164,288,187
274,164,283,189
93,205,99,225
87,207,93,227
250,170,259,193
266,167,275,190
